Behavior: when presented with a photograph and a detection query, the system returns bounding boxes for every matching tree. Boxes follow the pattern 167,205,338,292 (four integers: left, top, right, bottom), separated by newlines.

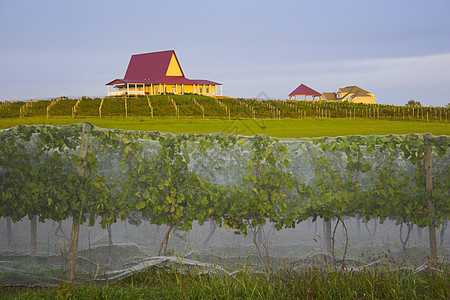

406,99,422,107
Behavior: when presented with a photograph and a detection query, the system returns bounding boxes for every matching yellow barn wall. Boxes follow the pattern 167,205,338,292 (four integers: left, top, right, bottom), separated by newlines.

164,84,216,95
166,54,183,76
183,85,194,93
138,83,217,95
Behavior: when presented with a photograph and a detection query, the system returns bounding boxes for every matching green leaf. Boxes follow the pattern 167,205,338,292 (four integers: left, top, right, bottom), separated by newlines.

136,201,146,210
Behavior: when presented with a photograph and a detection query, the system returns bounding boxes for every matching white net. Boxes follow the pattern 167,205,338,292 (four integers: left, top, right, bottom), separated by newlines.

0,123,448,285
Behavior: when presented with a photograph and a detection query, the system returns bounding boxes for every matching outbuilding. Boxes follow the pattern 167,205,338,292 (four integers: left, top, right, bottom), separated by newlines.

288,84,322,102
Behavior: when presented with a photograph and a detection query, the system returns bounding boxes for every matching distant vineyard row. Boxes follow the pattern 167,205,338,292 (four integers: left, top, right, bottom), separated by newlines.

1,95,449,122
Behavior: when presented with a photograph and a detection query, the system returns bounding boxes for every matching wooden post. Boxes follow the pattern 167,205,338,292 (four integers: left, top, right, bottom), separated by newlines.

68,122,92,281
6,217,13,250
125,97,128,118
31,215,37,257
323,219,332,262
99,98,105,118
424,136,438,262
147,96,154,119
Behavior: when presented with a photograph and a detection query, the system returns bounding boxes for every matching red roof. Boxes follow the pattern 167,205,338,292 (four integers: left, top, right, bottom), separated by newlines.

124,50,185,81
289,84,321,96
160,76,197,84
106,77,222,86
192,79,222,85
106,50,221,86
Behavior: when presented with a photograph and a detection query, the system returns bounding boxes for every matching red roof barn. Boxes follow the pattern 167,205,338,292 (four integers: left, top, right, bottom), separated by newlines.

106,50,222,96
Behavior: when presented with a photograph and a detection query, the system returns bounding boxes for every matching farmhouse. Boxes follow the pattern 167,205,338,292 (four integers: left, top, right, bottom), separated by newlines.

322,86,376,104
106,50,222,96
288,84,322,101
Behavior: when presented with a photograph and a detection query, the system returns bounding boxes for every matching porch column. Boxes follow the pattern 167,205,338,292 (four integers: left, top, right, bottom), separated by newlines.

163,84,166,94
182,84,184,94
127,83,129,95
203,84,206,95
159,84,162,94
221,85,223,96
151,84,153,95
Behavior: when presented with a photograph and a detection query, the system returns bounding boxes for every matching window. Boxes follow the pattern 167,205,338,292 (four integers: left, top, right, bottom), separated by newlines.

172,86,177,94
181,86,184,94
200,87,203,94
206,87,209,94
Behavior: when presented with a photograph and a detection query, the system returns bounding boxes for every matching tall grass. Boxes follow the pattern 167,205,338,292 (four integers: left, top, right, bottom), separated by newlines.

1,265,448,299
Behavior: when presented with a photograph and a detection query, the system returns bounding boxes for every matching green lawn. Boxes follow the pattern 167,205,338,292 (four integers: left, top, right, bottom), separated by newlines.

1,116,448,137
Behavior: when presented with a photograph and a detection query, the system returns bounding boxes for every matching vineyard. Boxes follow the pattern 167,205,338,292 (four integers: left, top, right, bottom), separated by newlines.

1,95,449,122
0,123,448,286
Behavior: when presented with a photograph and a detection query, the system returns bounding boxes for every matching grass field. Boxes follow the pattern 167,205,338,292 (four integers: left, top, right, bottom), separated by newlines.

1,116,449,137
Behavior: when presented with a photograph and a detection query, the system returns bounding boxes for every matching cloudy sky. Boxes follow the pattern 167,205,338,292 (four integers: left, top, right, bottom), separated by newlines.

1,0,449,106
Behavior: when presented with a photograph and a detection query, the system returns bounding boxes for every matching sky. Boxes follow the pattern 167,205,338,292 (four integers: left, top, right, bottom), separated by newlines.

1,0,449,106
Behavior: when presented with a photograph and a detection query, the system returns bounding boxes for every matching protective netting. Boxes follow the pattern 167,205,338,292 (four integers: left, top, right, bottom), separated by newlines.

0,123,448,285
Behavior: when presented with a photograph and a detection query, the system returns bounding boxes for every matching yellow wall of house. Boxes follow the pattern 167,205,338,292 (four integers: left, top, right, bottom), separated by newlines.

352,96,376,104
166,54,183,76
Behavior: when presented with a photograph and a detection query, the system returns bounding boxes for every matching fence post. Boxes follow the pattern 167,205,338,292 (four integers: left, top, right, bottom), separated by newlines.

31,216,37,257
99,98,105,118
323,219,332,262
68,122,92,281
6,217,13,250
125,97,128,118
424,135,438,262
